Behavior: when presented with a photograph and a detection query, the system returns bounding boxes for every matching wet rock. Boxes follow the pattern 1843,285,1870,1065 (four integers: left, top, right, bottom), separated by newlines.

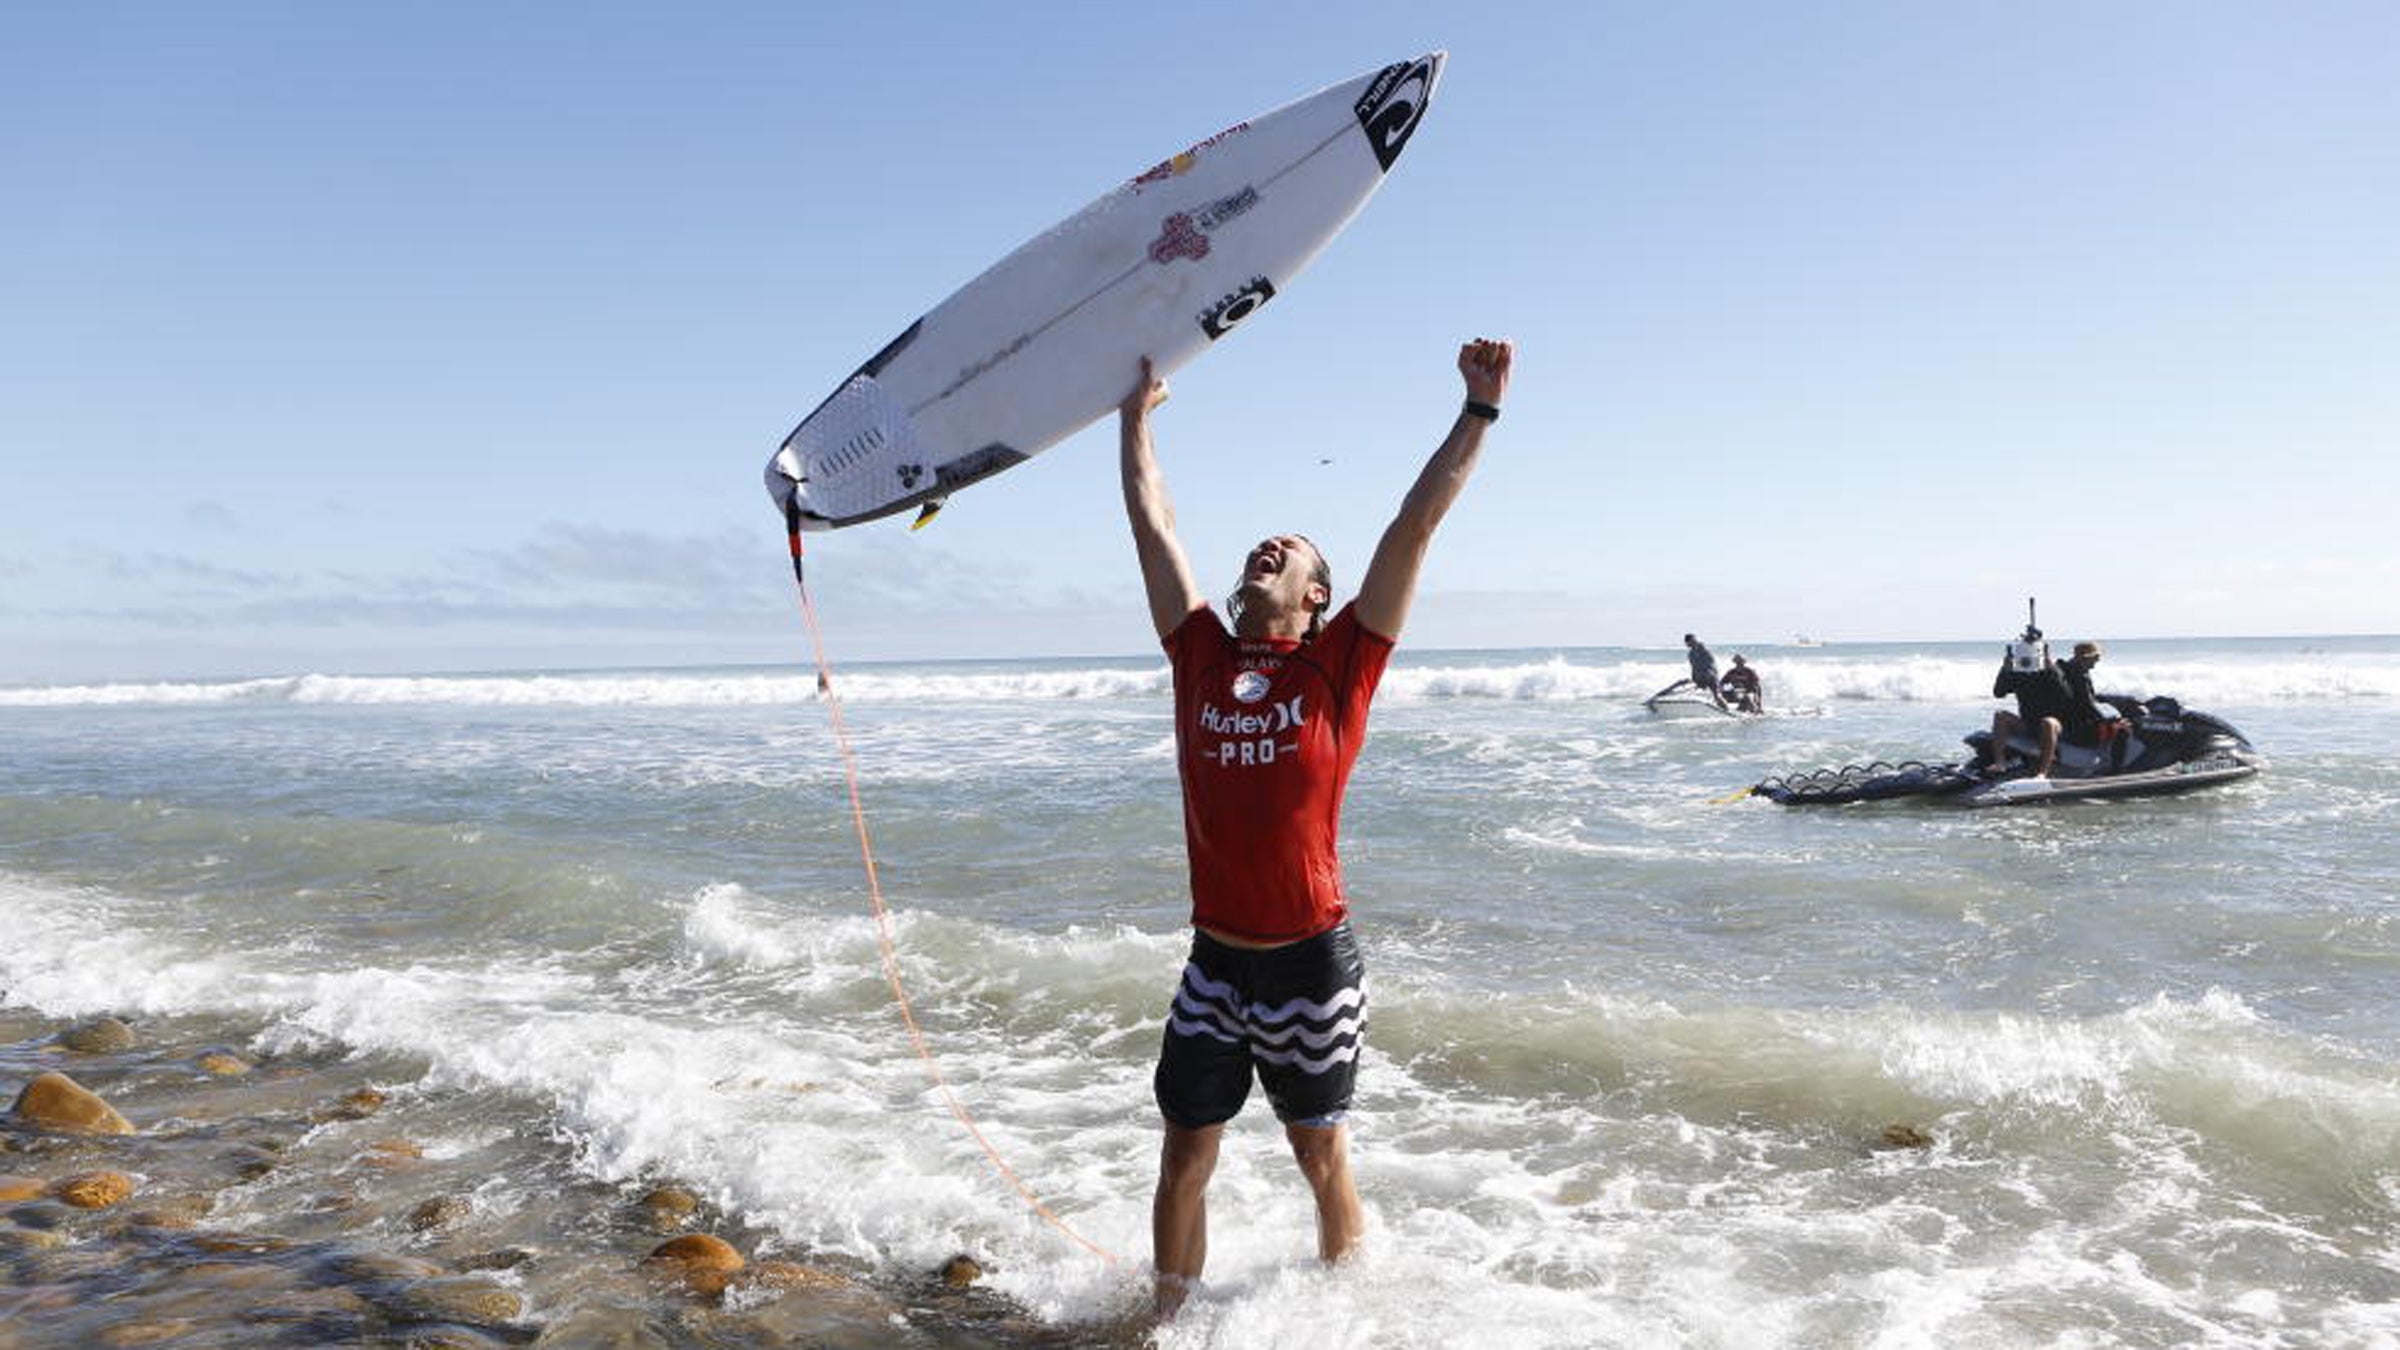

742,1257,854,1293
531,1307,674,1348
59,1017,137,1054
410,1194,474,1232
642,1232,745,1297
10,1071,136,1134
8,1200,75,1229
317,1087,389,1122
225,1144,281,1181
194,1049,253,1076
182,1258,293,1292
357,1138,425,1169
453,1245,537,1272
240,1287,374,1339
119,1192,214,1229
316,1248,446,1284
372,1275,525,1325
393,1327,510,1349
50,1169,137,1208
94,1319,199,1347
635,1184,700,1232
0,1223,69,1255
1875,1124,1936,1151
939,1252,984,1288
186,1230,300,1257
0,1174,44,1202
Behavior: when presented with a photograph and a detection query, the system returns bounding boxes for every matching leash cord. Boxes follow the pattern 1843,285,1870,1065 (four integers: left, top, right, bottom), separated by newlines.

785,520,1122,1265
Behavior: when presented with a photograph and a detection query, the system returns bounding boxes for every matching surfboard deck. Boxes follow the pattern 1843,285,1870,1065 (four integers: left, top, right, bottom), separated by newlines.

766,54,1444,531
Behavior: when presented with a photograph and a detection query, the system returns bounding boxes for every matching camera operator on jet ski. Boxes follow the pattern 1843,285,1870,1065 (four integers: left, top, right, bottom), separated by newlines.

1980,628,2142,779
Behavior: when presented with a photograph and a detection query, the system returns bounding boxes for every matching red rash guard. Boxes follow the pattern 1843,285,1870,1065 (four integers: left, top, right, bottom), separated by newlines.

1165,602,1392,945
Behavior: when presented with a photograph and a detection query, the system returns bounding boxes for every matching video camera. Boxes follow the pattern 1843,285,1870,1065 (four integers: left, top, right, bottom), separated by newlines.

2007,597,2046,672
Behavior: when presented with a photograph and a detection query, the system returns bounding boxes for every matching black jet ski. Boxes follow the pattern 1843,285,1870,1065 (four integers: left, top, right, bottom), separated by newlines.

1753,696,2263,807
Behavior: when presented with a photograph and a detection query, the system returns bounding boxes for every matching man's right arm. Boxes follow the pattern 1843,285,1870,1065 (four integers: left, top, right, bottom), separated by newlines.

1120,359,1206,641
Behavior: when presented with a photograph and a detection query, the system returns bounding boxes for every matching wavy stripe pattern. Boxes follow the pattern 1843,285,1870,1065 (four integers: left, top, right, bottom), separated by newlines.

1166,961,1366,1074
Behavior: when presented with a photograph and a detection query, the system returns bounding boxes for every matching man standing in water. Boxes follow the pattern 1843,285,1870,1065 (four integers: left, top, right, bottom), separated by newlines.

1682,634,1723,708
1119,338,1513,1316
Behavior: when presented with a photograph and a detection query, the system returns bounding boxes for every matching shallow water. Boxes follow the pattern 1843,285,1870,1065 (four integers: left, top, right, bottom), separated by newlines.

4,637,2398,1347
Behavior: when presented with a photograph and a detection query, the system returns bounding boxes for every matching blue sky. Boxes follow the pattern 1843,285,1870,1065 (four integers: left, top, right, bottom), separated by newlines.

6,3,2396,680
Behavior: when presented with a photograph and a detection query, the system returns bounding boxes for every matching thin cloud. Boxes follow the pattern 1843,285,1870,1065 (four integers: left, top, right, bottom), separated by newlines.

184,501,242,533
23,519,1085,638
88,549,301,595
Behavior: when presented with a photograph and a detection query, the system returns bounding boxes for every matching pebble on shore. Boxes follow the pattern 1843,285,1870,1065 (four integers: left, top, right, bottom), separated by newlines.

57,1017,138,1055
3,1012,1055,1347
193,1049,253,1076
642,1232,746,1297
50,1169,138,1209
10,1070,136,1134
1875,1123,1936,1151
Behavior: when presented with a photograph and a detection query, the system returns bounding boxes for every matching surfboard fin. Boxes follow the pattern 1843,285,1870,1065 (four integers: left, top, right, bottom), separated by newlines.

910,498,947,531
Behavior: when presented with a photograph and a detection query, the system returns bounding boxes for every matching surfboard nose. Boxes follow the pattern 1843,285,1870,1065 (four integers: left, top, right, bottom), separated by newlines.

764,449,807,525
1355,52,1444,172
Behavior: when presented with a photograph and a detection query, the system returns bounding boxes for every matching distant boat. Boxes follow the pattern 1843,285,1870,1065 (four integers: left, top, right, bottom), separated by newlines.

1792,635,1823,648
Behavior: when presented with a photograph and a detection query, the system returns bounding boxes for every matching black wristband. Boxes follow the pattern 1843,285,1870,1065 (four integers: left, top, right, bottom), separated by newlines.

1463,400,1500,423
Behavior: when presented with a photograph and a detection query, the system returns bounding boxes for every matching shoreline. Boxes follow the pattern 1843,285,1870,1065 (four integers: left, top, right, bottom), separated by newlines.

1,1004,1144,1348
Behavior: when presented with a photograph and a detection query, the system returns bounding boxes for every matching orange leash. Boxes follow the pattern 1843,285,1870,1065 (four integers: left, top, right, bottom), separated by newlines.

785,518,1122,1266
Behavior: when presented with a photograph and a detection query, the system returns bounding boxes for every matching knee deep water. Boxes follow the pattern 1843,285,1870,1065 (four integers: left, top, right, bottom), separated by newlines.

4,636,2398,1347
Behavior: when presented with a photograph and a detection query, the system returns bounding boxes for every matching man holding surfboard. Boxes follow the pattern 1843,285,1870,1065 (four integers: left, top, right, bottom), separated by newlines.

1119,337,1513,1316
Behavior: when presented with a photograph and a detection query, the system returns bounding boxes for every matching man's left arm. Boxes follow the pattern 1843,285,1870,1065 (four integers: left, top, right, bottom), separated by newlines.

1354,338,1513,640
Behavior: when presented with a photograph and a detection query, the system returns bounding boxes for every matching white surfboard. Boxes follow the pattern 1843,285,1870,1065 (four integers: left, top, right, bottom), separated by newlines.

765,54,1444,531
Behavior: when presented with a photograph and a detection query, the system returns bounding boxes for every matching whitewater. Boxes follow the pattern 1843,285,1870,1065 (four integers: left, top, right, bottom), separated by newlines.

4,635,2397,1347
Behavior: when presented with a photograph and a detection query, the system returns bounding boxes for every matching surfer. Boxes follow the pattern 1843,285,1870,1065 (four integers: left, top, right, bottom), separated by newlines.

1119,337,1513,1317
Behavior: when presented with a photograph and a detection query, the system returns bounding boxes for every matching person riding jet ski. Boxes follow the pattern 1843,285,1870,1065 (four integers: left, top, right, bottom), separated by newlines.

1980,629,2142,779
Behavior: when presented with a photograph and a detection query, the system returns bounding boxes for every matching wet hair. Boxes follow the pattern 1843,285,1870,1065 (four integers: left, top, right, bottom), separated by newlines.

1225,535,1333,640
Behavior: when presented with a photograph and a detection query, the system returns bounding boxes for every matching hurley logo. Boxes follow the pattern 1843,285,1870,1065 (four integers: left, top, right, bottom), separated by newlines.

1198,694,1305,737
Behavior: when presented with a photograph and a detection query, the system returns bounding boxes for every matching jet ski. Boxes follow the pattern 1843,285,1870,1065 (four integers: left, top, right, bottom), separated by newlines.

1753,696,2263,806
1644,687,1748,719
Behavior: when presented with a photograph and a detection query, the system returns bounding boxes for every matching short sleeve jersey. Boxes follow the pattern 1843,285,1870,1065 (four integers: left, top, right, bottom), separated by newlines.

1165,601,1393,945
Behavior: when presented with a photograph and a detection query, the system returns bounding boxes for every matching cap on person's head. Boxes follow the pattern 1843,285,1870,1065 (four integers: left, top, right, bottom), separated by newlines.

2072,641,2103,660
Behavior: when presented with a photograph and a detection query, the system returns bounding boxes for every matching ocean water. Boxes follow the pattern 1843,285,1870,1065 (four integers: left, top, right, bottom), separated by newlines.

4,636,2398,1348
